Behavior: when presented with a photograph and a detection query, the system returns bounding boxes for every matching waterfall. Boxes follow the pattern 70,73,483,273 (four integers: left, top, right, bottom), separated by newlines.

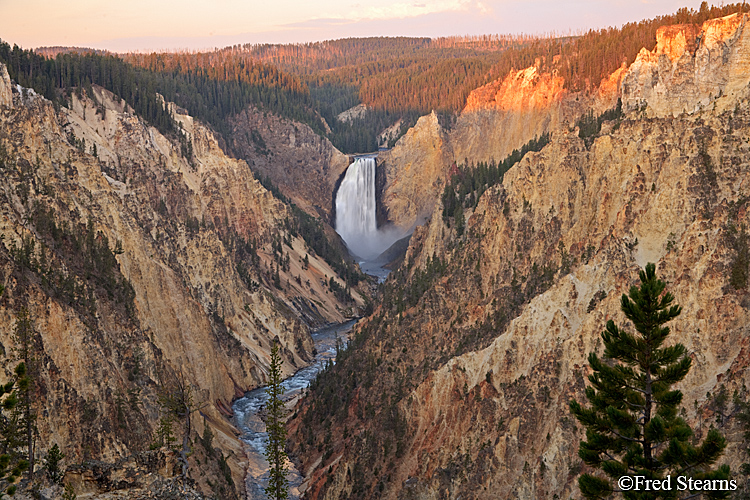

336,157,397,261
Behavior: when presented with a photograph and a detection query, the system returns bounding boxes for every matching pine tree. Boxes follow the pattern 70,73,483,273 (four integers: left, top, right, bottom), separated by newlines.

151,414,176,451
157,371,203,477
570,263,730,499
0,362,29,496
12,308,35,484
62,482,76,500
265,340,288,500
200,418,214,457
42,443,65,484
454,203,465,236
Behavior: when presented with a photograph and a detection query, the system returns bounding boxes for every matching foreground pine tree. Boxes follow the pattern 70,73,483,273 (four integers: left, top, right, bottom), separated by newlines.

265,340,289,500
570,263,730,499
12,308,36,484
0,362,29,496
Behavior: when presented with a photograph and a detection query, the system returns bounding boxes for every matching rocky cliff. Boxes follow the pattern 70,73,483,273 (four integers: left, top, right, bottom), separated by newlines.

622,13,750,117
0,65,361,498
378,59,621,231
289,14,750,500
227,105,350,221
451,66,572,164
377,112,452,231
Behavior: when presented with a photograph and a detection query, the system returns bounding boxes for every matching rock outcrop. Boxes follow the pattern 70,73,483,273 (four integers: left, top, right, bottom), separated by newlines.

622,13,750,116
0,64,11,108
227,105,350,221
377,112,452,231
451,67,573,168
337,103,368,123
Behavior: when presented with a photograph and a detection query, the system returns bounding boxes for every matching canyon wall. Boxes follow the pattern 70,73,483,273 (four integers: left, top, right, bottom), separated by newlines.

622,13,750,117
290,13,750,500
0,68,359,497
451,66,571,164
377,112,452,231
228,106,350,222
378,58,623,232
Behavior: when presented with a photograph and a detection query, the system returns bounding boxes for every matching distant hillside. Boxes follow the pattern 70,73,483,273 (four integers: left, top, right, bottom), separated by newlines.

35,46,111,58
238,2,747,110
6,2,748,155
239,2,749,152
239,36,525,152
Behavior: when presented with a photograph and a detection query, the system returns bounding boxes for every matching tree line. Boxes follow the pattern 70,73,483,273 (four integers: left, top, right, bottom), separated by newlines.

0,42,176,136
441,132,551,227
4,2,748,156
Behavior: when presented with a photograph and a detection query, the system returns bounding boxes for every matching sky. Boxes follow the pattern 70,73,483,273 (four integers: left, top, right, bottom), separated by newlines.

0,0,715,52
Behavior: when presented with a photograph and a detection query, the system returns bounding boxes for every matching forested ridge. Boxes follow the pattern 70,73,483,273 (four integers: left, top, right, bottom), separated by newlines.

5,2,747,154
237,37,519,151
0,41,326,141
0,42,177,136
124,51,325,137
238,2,747,114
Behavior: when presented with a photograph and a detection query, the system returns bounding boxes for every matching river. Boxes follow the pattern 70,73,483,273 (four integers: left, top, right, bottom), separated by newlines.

232,319,357,499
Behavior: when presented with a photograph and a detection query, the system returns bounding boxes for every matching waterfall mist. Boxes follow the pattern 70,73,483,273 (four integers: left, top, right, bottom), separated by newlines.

335,157,404,261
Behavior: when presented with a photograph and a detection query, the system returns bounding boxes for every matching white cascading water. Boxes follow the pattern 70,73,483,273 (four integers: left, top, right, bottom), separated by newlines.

335,157,399,261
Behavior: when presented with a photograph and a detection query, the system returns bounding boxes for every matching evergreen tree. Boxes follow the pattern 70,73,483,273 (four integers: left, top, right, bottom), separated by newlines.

200,418,214,458
62,482,76,500
454,203,465,236
265,340,288,500
570,263,730,499
0,362,29,496
12,308,35,484
42,443,65,484
151,414,176,451
157,371,203,477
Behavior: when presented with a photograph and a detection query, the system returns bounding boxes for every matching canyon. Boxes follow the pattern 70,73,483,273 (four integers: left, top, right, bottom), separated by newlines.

289,12,750,500
0,64,362,498
227,105,350,221
0,8,749,500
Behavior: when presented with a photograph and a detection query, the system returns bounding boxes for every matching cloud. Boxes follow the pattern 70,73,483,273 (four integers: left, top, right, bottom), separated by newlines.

284,18,356,29
354,0,471,21
279,0,476,36
476,1,492,15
